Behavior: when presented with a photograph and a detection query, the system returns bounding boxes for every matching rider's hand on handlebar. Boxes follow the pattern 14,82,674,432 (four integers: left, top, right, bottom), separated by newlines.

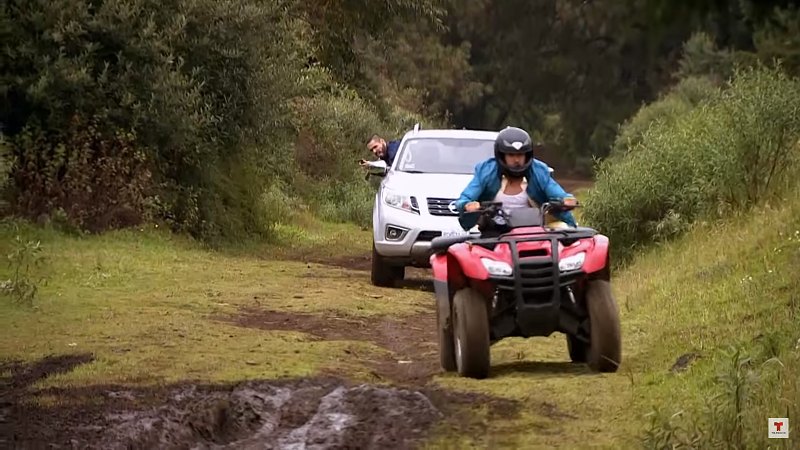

465,201,481,212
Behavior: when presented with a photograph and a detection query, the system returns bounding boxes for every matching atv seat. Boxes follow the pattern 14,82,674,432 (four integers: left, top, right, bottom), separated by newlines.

430,234,473,254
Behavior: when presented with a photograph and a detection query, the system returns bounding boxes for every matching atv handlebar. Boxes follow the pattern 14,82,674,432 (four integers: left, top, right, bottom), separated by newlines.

461,199,579,218
543,198,580,213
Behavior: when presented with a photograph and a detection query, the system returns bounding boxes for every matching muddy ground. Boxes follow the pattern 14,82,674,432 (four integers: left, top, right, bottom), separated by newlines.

2,257,525,449
2,352,520,449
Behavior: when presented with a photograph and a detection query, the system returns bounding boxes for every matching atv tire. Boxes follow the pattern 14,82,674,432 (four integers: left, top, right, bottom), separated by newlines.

585,280,622,372
452,287,490,379
370,243,403,287
437,300,457,372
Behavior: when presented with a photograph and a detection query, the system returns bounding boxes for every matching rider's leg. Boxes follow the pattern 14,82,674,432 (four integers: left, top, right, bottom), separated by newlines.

546,219,570,230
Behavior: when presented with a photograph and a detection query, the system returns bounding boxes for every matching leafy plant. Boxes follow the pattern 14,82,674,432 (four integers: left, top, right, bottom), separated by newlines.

1,232,46,306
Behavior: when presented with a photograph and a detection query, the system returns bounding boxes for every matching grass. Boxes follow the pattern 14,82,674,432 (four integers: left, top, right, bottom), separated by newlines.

0,217,429,389
1,192,798,448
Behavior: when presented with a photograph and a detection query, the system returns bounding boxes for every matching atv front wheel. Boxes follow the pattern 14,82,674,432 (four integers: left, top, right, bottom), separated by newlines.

452,287,490,379
585,280,622,372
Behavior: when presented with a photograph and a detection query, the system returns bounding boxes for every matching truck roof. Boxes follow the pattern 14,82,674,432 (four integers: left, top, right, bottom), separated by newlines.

402,127,498,141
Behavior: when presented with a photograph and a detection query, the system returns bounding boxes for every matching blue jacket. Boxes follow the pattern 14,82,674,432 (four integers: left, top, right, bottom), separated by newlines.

383,140,400,167
455,158,577,230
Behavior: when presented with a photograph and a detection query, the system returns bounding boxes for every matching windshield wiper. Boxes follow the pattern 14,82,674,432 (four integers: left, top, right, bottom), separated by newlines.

401,170,426,174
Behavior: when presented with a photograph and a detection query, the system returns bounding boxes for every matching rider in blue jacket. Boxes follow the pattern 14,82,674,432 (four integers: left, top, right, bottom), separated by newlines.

455,126,577,231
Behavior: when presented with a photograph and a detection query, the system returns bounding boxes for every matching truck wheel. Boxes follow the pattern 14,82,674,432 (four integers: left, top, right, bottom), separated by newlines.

453,287,490,379
371,244,399,287
585,280,622,372
437,300,457,372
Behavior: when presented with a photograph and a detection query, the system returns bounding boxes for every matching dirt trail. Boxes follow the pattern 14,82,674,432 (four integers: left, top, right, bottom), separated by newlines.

2,259,522,449
226,301,439,386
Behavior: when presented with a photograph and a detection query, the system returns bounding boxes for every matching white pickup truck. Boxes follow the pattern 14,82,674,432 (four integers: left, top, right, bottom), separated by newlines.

364,126,501,287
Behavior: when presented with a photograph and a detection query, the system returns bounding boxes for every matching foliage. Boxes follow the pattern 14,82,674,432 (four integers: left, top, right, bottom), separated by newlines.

289,70,426,227
3,0,800,239
582,64,800,262
753,5,800,75
610,74,720,158
0,230,46,306
1,0,303,242
10,115,152,232
642,344,798,449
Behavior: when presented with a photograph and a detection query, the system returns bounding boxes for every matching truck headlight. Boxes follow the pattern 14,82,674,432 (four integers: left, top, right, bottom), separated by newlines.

559,252,586,272
481,258,513,276
383,189,418,214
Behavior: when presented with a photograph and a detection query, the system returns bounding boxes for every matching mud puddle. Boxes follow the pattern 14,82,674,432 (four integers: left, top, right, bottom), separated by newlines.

4,355,518,449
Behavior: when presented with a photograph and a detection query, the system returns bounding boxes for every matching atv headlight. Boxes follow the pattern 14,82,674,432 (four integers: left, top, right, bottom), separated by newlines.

559,252,586,272
481,258,512,276
382,189,418,214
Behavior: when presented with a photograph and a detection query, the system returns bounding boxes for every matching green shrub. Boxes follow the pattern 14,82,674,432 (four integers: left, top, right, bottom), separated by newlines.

611,76,720,158
583,65,800,262
0,230,46,307
1,0,302,242
288,67,428,228
9,115,152,232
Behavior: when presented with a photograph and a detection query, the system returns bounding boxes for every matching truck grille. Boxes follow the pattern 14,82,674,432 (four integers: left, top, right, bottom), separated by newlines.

427,197,458,216
416,230,442,241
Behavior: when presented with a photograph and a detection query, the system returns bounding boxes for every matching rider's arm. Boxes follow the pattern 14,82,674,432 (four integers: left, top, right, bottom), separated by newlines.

455,163,486,212
532,163,578,226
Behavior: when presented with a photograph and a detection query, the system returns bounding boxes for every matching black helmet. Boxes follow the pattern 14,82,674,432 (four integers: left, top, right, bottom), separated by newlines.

495,126,534,177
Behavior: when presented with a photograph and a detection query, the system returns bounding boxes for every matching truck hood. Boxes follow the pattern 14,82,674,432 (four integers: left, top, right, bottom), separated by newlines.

383,172,473,199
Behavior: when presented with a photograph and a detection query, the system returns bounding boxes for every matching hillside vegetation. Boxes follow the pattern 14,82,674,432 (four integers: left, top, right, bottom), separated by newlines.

583,45,800,263
1,0,443,244
4,1,800,246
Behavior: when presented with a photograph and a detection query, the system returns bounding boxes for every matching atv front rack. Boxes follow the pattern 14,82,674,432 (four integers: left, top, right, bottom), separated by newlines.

470,228,598,338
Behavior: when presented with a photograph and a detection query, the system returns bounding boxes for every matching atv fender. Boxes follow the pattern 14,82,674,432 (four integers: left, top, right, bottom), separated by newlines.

430,243,487,330
447,243,493,280
431,252,457,333
583,234,610,278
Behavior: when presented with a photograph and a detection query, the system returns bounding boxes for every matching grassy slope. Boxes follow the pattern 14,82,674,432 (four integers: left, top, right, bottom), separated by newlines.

1,193,798,448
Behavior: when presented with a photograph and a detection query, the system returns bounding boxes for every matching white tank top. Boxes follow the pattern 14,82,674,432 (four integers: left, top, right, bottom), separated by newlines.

493,188,531,210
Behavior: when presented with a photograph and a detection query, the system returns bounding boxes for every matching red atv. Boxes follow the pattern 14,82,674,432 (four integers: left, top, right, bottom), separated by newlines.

428,200,621,379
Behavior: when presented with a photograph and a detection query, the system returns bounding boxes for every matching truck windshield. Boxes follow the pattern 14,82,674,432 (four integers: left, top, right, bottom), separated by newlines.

395,138,496,174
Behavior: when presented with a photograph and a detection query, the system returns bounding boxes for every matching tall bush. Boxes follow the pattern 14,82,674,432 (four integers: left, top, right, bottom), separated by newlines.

583,65,800,261
1,0,303,242
288,64,428,227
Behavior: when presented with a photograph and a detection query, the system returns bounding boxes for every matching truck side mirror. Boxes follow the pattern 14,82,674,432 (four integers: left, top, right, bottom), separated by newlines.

366,160,388,176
